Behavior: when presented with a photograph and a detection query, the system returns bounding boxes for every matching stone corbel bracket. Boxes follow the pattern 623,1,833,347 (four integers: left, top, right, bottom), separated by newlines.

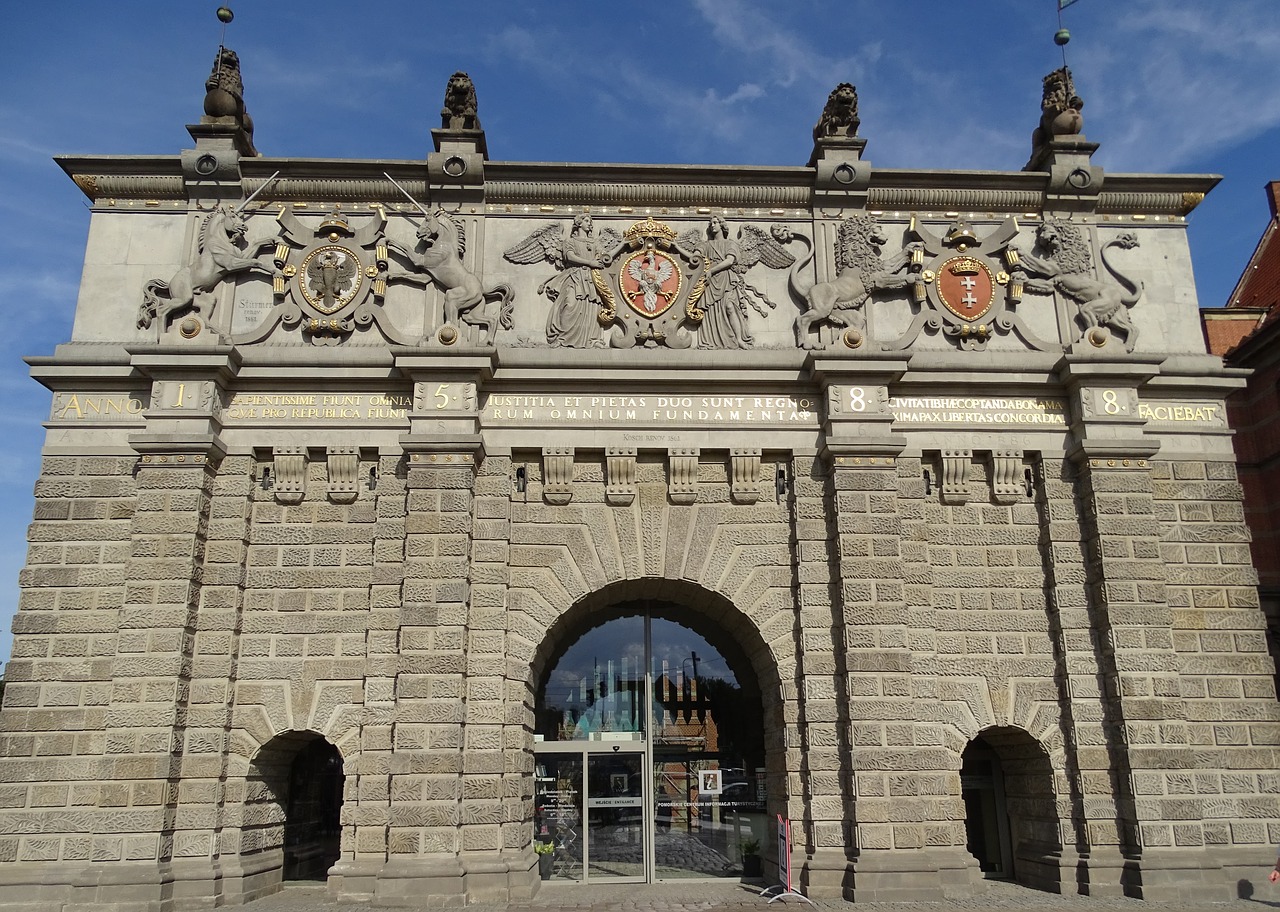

327,446,360,504
543,447,574,505
606,447,637,507
273,446,307,505
940,449,972,505
668,448,699,505
730,448,763,505
989,449,1027,505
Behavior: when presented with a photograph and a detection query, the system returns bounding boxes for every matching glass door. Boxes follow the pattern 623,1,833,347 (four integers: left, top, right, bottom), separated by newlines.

535,748,647,883
535,753,584,882
534,607,767,883
585,752,645,880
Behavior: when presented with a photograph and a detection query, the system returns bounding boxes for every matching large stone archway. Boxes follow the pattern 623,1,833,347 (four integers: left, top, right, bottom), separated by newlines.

521,582,790,884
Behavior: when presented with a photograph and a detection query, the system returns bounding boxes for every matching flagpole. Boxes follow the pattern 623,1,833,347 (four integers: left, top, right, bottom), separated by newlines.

1055,0,1078,69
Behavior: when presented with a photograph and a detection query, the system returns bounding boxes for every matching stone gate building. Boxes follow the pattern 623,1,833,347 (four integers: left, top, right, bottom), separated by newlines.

1,59,1278,910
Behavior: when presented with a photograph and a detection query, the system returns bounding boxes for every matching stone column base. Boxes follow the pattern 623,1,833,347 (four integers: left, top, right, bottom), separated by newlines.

0,860,176,912
1131,846,1279,903
846,848,981,902
328,857,383,901
370,851,537,907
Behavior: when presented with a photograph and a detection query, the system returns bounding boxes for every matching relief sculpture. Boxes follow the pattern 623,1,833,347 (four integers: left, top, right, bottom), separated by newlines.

676,217,794,349
230,205,417,347
787,215,920,350
503,216,625,348
385,205,514,346
138,203,276,342
1013,220,1143,352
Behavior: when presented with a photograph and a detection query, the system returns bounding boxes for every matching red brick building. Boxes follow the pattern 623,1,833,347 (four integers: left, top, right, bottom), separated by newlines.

1203,181,1280,671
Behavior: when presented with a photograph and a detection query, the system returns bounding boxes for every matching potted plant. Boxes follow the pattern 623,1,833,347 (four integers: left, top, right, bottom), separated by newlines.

740,837,762,878
535,839,555,880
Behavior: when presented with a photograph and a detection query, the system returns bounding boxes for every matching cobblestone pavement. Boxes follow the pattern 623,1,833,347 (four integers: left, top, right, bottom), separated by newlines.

237,878,1280,912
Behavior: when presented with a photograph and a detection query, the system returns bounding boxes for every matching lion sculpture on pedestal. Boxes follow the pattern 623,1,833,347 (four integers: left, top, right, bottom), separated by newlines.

442,71,481,130
813,82,860,141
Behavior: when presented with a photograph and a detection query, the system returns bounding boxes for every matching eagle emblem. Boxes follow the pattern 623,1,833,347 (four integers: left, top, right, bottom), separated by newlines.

301,245,360,314
621,249,680,317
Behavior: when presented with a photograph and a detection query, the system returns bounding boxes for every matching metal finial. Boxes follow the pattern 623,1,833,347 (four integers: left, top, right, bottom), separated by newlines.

216,7,234,23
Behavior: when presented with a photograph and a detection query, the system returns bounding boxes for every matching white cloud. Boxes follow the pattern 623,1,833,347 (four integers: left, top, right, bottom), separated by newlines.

689,0,872,89
1079,0,1280,170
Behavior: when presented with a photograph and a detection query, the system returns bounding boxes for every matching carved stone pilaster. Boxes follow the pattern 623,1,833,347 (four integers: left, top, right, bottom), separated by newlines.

605,447,636,506
668,448,699,505
940,449,971,505
327,447,360,504
729,448,762,505
542,447,574,505
1058,355,1161,464
989,449,1026,504
273,447,307,505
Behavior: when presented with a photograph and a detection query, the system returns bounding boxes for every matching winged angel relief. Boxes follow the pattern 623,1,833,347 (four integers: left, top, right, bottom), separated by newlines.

506,216,794,349
503,215,624,348
676,217,795,349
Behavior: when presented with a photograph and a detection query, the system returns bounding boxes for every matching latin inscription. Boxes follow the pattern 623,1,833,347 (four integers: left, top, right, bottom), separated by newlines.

888,396,1068,427
484,394,817,426
47,389,1227,429
223,393,411,423
1138,401,1222,425
51,393,147,421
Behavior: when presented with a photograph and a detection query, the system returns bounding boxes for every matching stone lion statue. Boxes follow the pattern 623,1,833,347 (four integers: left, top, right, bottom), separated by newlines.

1031,67,1083,157
813,82,860,141
442,71,481,130
203,47,258,156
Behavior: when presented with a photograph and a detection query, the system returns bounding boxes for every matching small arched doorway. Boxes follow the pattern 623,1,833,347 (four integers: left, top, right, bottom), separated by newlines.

532,597,773,885
961,728,1061,891
246,731,345,884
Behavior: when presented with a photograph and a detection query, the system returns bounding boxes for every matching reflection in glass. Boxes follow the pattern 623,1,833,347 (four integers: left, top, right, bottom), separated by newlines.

534,607,767,881
534,754,583,882
537,616,645,741
650,618,766,880
586,754,644,879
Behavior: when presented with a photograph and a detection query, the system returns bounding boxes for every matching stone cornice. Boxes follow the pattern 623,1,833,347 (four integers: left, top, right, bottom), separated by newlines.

56,154,1220,217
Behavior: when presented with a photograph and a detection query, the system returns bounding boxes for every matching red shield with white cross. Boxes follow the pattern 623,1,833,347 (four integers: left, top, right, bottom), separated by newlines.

937,255,994,322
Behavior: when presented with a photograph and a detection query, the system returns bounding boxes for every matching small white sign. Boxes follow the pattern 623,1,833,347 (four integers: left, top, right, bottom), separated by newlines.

699,769,723,795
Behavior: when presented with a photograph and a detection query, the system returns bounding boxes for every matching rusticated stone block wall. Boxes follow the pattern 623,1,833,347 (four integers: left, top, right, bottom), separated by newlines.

0,456,134,867
1151,459,1280,851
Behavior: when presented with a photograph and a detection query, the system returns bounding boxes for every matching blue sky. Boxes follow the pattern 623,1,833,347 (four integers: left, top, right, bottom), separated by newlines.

0,1,1278,667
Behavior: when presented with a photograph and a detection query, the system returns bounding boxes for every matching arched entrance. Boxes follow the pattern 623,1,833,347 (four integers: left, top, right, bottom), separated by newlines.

532,597,774,884
961,728,1061,891
245,731,345,885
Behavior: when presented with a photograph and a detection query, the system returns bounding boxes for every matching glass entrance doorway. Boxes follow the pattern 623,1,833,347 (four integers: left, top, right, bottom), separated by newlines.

534,605,767,884
534,749,646,883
